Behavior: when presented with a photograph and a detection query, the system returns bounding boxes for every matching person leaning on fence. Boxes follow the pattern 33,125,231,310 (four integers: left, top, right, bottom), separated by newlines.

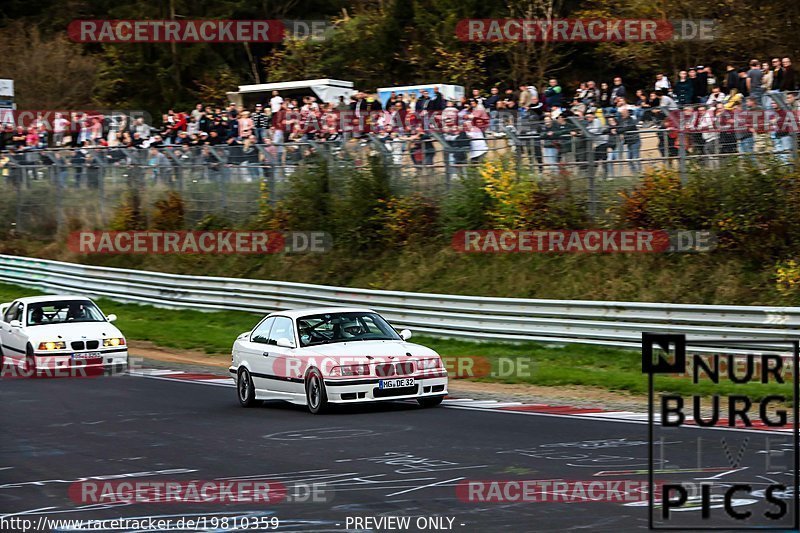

605,115,623,176
585,110,610,178
148,146,172,183
541,114,563,172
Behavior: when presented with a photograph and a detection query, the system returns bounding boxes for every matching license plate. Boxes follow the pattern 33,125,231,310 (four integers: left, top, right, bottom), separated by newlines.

72,352,101,359
379,378,415,389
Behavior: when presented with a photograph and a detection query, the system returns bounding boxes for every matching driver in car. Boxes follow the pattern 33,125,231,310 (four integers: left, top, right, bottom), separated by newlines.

28,306,45,325
67,303,88,321
340,319,366,338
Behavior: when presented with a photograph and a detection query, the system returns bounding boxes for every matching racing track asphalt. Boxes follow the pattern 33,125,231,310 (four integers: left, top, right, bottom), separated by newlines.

0,373,793,532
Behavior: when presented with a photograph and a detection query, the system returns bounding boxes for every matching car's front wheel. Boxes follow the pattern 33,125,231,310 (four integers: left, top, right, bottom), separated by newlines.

237,368,257,407
24,345,37,379
305,368,329,414
418,395,444,408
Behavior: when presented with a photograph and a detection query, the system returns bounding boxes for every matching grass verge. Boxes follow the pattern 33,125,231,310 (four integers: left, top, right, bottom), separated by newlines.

0,282,790,400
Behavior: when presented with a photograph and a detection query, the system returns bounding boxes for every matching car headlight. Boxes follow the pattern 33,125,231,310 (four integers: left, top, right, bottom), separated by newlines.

418,358,441,370
103,338,126,347
330,364,370,377
37,341,66,351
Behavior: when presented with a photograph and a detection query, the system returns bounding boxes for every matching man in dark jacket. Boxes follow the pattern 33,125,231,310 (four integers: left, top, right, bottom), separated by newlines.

737,68,750,98
770,57,784,90
429,87,445,111
675,71,694,106
611,77,627,103
617,108,641,174
544,78,564,111
485,87,501,132
781,57,797,92
692,67,709,103
724,64,739,95
415,89,432,114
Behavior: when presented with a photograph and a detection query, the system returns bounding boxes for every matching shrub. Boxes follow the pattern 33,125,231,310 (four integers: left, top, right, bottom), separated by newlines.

440,170,492,234
332,156,393,252
615,164,800,262
776,259,800,296
194,214,232,230
481,157,535,229
151,191,185,230
280,158,333,231
380,194,441,247
109,187,146,231
518,174,591,229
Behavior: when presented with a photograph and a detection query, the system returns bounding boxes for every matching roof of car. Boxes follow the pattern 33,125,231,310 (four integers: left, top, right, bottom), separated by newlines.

271,307,376,319
8,295,95,305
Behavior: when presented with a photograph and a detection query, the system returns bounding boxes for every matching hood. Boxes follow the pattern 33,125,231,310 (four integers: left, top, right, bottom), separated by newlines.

25,321,123,343
304,340,439,364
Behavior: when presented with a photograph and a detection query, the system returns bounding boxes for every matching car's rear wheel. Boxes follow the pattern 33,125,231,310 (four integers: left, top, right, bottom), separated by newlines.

237,368,256,407
418,395,444,408
305,368,329,414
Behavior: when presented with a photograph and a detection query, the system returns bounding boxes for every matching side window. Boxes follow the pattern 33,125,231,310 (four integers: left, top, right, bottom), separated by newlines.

4,303,21,323
250,317,275,344
267,317,294,346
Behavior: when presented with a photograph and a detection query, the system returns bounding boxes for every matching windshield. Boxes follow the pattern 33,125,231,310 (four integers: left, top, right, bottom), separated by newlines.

297,312,402,347
26,300,107,326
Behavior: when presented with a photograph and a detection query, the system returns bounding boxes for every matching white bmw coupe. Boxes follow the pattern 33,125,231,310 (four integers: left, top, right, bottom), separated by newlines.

229,307,448,413
0,295,128,377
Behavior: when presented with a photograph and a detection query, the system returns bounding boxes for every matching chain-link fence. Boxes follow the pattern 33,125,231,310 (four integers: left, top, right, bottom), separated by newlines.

1,122,797,237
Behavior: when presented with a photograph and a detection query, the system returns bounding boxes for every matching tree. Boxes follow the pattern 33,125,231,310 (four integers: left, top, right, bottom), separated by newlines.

0,23,100,108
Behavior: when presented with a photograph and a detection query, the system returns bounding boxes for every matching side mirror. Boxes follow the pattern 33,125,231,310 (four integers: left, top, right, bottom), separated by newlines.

276,338,295,349
9,320,21,328
399,329,412,341
106,314,117,322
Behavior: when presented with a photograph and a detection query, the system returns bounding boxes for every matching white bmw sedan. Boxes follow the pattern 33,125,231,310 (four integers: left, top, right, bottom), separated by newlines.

229,307,448,413
0,295,128,377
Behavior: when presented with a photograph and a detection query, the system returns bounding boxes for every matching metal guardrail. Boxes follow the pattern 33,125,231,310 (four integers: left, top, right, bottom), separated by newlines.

1,254,799,353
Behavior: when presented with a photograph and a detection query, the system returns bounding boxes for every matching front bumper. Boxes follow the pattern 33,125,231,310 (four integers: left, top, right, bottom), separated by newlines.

32,349,128,376
324,371,448,403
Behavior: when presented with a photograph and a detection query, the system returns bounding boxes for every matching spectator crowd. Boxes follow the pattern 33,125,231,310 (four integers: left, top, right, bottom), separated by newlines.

1,56,798,181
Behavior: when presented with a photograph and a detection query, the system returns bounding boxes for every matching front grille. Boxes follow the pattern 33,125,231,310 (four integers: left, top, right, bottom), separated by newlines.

71,341,85,350
395,362,415,375
375,362,416,377
373,385,419,398
375,364,395,377
86,340,99,349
